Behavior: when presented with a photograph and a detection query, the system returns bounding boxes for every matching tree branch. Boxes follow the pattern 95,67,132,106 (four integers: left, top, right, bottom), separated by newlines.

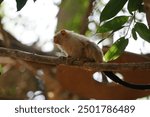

0,47,150,71
0,47,62,65
79,0,95,34
143,0,150,27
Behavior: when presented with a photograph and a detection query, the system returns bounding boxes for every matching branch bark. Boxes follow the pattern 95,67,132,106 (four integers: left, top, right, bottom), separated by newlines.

79,0,95,34
0,47,150,71
143,0,150,27
0,47,62,65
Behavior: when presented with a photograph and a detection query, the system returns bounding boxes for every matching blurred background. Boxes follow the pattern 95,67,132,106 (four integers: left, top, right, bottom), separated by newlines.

0,0,149,100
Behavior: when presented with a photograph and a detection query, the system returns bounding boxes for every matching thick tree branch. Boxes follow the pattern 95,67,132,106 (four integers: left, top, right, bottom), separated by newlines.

143,0,150,27
0,47,150,71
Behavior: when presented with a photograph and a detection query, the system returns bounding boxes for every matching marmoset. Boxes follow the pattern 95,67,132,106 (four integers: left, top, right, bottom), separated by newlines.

54,29,103,63
54,29,150,90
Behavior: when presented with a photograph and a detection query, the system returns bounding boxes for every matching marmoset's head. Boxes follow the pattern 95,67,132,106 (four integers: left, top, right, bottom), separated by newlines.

54,29,69,45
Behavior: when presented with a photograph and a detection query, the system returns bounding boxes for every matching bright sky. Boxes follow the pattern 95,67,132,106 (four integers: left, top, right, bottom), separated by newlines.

1,0,150,54
2,0,59,52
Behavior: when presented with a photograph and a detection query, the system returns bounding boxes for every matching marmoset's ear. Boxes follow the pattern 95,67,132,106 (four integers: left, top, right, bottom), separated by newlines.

61,29,67,36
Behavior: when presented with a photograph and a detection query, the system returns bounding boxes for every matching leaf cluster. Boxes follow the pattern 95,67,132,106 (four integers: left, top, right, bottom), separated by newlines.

97,0,150,62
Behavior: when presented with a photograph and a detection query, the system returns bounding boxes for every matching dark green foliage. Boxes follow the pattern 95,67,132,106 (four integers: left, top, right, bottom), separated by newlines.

127,0,143,15
97,16,129,33
104,37,128,62
135,22,150,43
138,5,144,13
0,0,3,4
100,0,128,22
16,0,28,11
98,0,150,62
132,28,137,40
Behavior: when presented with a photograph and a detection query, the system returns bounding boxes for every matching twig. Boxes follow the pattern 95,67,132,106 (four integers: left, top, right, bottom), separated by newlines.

0,47,150,71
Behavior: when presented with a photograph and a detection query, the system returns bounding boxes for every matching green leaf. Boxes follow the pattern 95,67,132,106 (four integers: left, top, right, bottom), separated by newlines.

127,0,143,15
100,0,128,22
134,22,150,43
0,0,3,4
16,0,28,11
104,37,128,62
97,16,129,33
138,5,144,13
132,28,137,40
